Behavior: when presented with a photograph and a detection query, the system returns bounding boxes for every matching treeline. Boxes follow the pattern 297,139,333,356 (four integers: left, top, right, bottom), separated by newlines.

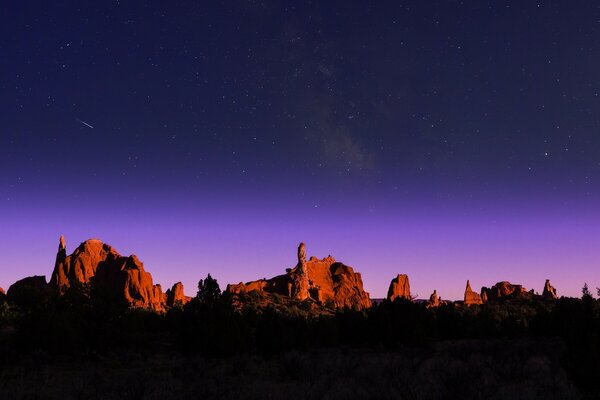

1,275,600,395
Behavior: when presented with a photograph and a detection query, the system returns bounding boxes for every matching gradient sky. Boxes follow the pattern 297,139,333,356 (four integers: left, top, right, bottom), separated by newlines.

1,1,600,300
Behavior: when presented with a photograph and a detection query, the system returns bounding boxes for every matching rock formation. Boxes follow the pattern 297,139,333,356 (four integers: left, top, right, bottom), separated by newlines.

297,242,307,265
427,289,441,308
166,282,191,307
464,280,483,305
7,276,49,306
49,236,167,311
0,287,5,302
387,274,411,302
480,281,532,302
291,243,310,301
542,279,558,299
226,242,371,310
51,237,110,292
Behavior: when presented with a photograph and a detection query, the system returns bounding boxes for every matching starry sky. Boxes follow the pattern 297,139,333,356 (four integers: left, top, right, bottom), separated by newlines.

1,1,600,300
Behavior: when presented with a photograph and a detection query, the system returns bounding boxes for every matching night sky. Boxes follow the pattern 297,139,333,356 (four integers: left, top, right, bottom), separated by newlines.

2,1,600,300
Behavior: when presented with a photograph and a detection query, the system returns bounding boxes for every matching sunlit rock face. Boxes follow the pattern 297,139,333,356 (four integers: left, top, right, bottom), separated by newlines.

464,280,483,305
166,282,191,307
387,274,411,302
480,281,533,302
542,279,558,299
49,236,167,311
226,242,371,310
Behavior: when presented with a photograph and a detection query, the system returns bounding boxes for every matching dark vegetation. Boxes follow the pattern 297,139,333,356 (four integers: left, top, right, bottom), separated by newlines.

1,276,599,399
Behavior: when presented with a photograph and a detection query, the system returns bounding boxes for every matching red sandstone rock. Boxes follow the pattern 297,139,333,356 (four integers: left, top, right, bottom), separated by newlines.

481,281,531,302
387,274,411,301
427,289,441,308
542,279,558,299
50,236,166,311
50,237,112,291
464,280,483,305
226,242,371,310
166,282,190,307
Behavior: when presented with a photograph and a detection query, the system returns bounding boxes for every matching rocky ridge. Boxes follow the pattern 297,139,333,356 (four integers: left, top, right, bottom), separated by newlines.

226,242,371,310
480,281,534,302
7,236,189,312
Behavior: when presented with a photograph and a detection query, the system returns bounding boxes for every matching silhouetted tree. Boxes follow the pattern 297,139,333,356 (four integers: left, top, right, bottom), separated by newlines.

196,274,222,305
582,283,593,299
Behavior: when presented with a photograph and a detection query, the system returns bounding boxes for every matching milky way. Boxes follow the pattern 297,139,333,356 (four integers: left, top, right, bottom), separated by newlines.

1,2,599,299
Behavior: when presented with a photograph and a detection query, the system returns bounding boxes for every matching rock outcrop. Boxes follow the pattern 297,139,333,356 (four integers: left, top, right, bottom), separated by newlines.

166,282,191,307
226,242,371,310
7,276,49,306
0,287,6,302
50,236,166,311
542,279,558,299
464,280,483,305
481,281,532,302
427,289,441,308
387,274,411,302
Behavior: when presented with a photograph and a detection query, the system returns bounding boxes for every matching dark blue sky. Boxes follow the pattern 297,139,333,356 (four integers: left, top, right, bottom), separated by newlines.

1,1,600,299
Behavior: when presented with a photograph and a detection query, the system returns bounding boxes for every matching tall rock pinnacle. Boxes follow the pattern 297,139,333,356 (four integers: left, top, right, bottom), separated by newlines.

464,280,483,305
543,279,558,299
297,242,307,265
59,235,66,252
292,242,309,300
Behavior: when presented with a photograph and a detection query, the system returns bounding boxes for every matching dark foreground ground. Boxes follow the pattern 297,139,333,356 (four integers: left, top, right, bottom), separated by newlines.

0,339,581,400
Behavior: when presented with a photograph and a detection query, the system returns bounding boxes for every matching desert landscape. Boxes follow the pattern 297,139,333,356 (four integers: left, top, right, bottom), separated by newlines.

0,237,599,399
3,1,600,398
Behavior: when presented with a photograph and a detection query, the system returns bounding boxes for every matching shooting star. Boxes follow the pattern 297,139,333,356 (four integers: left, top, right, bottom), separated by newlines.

77,118,94,129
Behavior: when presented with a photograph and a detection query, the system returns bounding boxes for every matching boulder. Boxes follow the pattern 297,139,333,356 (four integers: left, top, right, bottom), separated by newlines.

49,236,166,311
481,281,531,302
542,279,558,299
7,276,50,307
166,282,191,307
226,242,371,310
464,280,483,305
387,274,411,301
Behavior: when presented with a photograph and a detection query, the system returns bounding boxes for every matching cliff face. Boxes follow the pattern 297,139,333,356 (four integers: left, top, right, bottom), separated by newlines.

387,274,411,302
226,243,371,310
49,236,185,311
50,236,109,291
166,282,191,307
464,280,483,305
